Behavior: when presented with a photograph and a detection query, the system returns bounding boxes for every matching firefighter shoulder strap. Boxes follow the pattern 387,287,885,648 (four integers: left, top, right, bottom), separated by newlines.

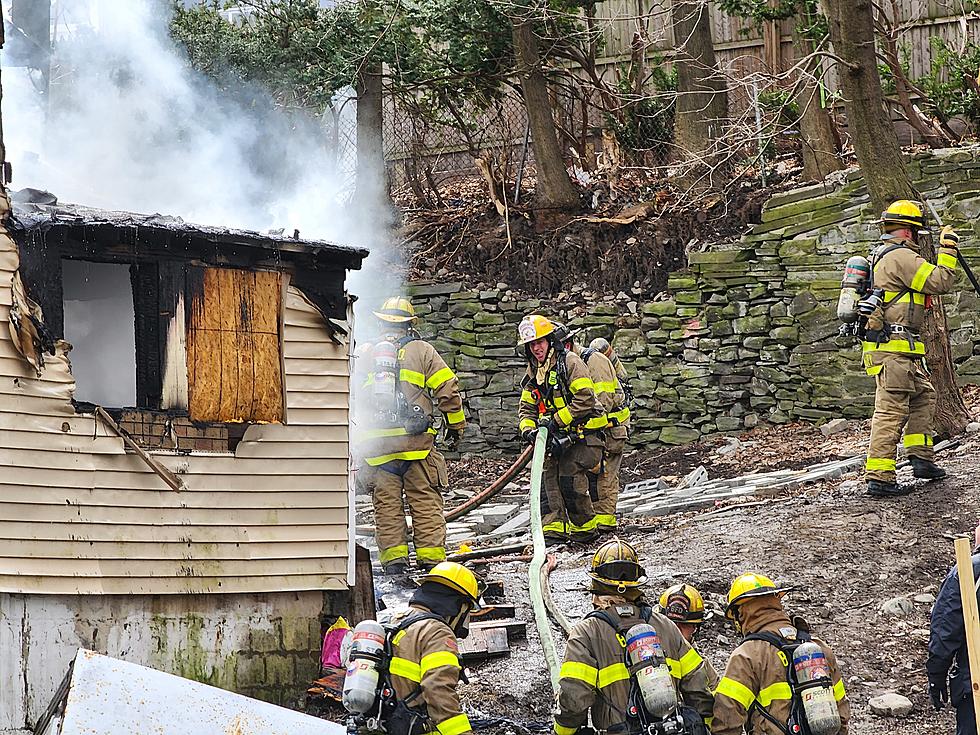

379,612,448,735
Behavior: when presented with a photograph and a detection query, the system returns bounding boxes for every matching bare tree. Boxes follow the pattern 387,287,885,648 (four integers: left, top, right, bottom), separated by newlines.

671,0,729,192
822,0,969,436
511,14,579,214
792,22,842,180
354,67,392,223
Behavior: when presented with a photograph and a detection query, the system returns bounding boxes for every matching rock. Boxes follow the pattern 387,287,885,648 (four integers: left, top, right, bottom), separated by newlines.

880,597,915,616
868,692,913,717
716,634,730,645
966,421,980,434
913,593,936,604
819,418,849,437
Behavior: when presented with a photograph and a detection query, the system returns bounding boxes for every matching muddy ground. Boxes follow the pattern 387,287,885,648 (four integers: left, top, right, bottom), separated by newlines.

453,415,980,733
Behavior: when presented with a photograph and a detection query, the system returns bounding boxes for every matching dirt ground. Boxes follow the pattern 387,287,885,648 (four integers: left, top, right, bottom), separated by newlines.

454,415,980,733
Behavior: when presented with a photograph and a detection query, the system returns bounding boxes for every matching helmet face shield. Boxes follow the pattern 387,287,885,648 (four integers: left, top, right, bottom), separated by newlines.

589,539,647,592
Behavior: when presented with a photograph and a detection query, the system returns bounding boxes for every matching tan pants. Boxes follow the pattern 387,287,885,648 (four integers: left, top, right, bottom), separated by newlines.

593,435,625,529
542,435,603,538
866,353,936,483
364,450,448,568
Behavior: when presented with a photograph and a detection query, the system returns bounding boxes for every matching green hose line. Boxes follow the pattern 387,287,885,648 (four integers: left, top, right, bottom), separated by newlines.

528,426,560,693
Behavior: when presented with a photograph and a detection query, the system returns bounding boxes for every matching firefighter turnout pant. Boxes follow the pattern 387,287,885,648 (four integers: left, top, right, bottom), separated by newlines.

592,435,625,531
364,450,449,569
543,435,603,538
866,353,936,483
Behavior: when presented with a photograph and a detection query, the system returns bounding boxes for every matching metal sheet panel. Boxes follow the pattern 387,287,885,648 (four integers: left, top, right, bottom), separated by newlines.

49,649,345,735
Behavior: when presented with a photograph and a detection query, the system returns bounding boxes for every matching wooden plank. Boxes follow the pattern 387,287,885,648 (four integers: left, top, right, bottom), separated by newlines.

0,502,348,526
471,619,527,642
0,555,348,577
187,266,222,421
954,535,980,727
0,487,347,509
0,537,349,560
458,626,510,663
217,267,242,421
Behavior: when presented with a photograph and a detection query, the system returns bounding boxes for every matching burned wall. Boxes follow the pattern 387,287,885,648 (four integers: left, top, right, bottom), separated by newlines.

410,147,980,454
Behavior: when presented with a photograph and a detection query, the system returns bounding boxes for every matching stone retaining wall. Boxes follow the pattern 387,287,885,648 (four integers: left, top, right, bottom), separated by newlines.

408,147,980,454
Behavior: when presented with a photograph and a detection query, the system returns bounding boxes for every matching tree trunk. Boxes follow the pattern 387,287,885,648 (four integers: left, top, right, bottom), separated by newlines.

511,17,579,213
354,67,393,226
792,26,842,181
822,0,969,435
671,0,729,194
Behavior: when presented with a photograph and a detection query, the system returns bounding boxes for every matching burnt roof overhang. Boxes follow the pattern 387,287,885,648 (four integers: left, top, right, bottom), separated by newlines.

8,194,369,273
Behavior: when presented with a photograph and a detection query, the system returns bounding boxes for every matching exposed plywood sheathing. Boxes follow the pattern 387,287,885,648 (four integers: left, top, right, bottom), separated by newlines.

186,268,284,424
161,293,188,410
0,204,352,595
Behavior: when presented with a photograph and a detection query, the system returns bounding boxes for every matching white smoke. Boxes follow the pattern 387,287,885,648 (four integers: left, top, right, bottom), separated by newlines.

1,0,403,323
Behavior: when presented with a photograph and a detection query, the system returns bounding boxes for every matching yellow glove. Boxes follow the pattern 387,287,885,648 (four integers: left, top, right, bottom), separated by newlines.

940,225,960,249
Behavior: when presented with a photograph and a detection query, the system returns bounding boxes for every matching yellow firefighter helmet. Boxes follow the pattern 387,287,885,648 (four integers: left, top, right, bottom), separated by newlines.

725,573,792,620
517,314,555,346
589,538,647,591
373,296,417,324
660,583,706,624
422,561,481,603
880,200,926,231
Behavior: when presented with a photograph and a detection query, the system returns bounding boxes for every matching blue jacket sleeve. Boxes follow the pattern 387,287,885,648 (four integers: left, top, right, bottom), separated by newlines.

927,565,967,677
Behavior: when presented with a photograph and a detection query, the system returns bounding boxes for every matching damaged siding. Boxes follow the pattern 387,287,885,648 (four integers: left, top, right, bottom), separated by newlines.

0,211,352,595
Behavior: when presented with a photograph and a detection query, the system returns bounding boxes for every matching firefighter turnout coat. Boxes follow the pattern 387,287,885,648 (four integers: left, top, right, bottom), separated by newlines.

863,234,957,481
712,598,849,735
360,338,466,466
518,349,607,438
554,595,714,734
387,605,472,735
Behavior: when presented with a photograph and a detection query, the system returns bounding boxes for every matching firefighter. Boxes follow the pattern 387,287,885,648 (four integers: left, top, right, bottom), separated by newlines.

713,573,850,735
927,521,980,735
862,200,959,497
659,583,719,688
359,297,466,575
554,324,630,533
517,314,607,541
589,336,628,382
553,539,714,735
385,562,480,735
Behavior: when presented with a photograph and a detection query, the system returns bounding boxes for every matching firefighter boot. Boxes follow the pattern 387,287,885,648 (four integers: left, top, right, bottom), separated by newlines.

910,457,947,480
866,479,914,498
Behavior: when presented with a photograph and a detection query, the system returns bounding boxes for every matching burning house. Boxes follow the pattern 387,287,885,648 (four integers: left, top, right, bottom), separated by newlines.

0,189,367,733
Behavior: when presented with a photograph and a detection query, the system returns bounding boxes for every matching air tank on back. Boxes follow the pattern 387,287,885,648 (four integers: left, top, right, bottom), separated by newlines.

624,623,678,720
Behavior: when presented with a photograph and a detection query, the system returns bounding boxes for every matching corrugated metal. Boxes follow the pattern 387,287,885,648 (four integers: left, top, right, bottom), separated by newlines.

39,650,346,735
0,221,352,595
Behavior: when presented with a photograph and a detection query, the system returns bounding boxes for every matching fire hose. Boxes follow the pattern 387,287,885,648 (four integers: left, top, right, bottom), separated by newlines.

445,445,532,522
528,426,561,693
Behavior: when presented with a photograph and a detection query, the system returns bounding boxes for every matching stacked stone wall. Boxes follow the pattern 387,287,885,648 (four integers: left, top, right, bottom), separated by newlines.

408,147,980,454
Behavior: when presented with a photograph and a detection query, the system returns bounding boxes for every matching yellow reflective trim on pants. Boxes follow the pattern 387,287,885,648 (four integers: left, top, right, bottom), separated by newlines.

903,433,933,447
519,418,537,432
757,681,793,707
380,545,409,565
715,676,755,710
597,662,630,688
594,514,617,528
361,427,411,438
446,409,465,425
554,723,577,735
862,339,925,356
389,656,421,682
608,407,630,424
833,679,846,701
568,516,598,534
365,449,432,466
937,251,958,270
435,713,471,735
866,457,897,471
704,717,713,729
569,377,595,393
420,651,460,676
416,546,446,563
400,368,426,387
585,415,609,430
884,291,926,305
911,261,936,292
556,407,573,426
543,521,567,535
594,380,618,395
559,660,598,685
520,390,536,404
667,648,703,679
426,367,456,390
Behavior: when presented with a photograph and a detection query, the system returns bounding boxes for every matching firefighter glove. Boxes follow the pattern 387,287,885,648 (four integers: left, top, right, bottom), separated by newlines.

928,671,949,710
940,225,960,249
445,427,462,450
857,298,877,317
522,428,538,445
